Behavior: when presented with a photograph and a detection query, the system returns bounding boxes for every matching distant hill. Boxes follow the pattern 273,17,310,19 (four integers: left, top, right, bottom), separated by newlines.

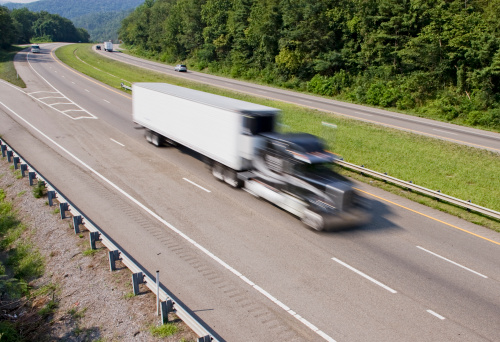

5,0,144,42
72,10,133,43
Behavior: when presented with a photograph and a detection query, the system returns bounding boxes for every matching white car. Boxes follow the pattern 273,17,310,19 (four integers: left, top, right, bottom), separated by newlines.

174,64,187,72
31,44,40,53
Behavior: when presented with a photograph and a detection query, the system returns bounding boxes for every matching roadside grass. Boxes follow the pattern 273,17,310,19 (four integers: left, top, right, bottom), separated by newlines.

149,323,179,338
0,46,27,88
55,44,500,230
0,187,47,340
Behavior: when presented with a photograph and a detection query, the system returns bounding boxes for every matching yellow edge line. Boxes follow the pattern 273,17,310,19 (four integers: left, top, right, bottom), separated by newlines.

356,188,500,246
49,45,500,246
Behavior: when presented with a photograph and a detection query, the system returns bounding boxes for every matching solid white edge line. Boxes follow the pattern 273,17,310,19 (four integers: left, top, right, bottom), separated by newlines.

416,246,488,278
332,257,397,294
182,177,211,193
110,138,125,147
427,309,446,320
0,95,339,342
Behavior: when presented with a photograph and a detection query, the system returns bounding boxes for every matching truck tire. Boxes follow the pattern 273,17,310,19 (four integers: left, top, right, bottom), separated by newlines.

301,209,325,231
223,168,243,188
145,130,152,143
151,132,162,147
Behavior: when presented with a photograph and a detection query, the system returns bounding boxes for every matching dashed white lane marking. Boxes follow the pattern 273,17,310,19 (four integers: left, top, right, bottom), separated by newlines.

183,178,211,193
110,138,125,147
427,310,445,320
103,99,110,103
85,89,90,92
416,246,488,278
433,129,458,136
0,101,338,342
332,257,397,294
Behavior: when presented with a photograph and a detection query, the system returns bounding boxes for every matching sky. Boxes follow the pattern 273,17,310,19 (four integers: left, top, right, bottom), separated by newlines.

0,0,39,3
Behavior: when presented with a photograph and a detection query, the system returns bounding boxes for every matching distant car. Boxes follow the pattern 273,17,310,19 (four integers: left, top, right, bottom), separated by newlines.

31,44,40,53
174,64,187,72
96,45,101,50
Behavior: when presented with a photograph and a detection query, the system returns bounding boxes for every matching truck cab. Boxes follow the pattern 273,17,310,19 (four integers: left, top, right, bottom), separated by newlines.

247,132,370,230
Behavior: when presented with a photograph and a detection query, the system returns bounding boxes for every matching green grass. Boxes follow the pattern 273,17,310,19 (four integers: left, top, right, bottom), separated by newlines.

32,180,46,199
0,46,27,88
55,44,500,230
82,248,98,257
149,323,179,338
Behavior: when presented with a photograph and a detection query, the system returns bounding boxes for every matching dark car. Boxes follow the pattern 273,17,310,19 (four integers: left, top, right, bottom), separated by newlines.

174,64,187,72
96,45,101,50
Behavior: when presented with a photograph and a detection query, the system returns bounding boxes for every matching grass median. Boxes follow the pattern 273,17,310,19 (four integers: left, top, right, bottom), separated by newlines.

55,44,500,232
0,46,27,88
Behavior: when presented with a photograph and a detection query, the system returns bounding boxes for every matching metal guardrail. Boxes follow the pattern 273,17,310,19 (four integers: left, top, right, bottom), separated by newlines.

121,82,132,91
335,158,500,221
0,138,217,342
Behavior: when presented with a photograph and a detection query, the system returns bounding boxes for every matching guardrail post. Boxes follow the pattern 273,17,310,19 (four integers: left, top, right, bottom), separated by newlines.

20,164,27,177
28,172,36,186
89,231,100,250
13,156,19,170
197,336,211,342
132,272,144,295
160,299,173,324
73,215,82,234
1,145,6,157
7,150,12,162
59,202,68,219
108,250,120,271
47,190,56,206
156,270,160,315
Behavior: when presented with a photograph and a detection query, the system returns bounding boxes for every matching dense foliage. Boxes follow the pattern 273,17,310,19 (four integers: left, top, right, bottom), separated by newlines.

5,0,143,42
0,6,89,44
72,9,133,43
5,0,143,19
119,0,500,129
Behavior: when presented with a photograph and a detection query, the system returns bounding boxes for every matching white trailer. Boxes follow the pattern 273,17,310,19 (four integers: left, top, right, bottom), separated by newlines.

104,41,113,52
132,82,279,173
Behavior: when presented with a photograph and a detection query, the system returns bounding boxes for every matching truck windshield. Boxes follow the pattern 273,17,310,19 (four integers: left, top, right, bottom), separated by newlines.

295,162,333,176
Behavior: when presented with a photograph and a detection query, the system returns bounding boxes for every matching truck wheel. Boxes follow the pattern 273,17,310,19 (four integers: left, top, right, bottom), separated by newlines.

151,132,162,147
223,168,243,188
145,130,152,143
301,209,325,231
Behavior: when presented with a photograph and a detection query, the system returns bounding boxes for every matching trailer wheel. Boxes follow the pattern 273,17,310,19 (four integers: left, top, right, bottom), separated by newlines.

212,163,224,181
151,132,162,147
145,130,152,143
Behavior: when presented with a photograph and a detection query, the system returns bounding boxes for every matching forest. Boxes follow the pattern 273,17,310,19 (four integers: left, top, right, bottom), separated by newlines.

5,0,144,42
119,0,500,130
0,6,89,45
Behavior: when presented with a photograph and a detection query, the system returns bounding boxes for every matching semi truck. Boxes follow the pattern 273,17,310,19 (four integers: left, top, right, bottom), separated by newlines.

104,41,113,52
132,83,370,230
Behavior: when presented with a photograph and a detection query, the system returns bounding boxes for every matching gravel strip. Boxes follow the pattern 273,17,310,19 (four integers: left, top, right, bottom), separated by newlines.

0,159,198,342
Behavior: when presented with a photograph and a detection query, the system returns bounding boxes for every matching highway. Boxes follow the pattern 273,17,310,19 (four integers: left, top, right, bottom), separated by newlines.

97,45,500,154
0,43,499,341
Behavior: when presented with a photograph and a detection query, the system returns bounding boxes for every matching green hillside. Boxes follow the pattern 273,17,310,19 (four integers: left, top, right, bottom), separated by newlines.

5,0,143,42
